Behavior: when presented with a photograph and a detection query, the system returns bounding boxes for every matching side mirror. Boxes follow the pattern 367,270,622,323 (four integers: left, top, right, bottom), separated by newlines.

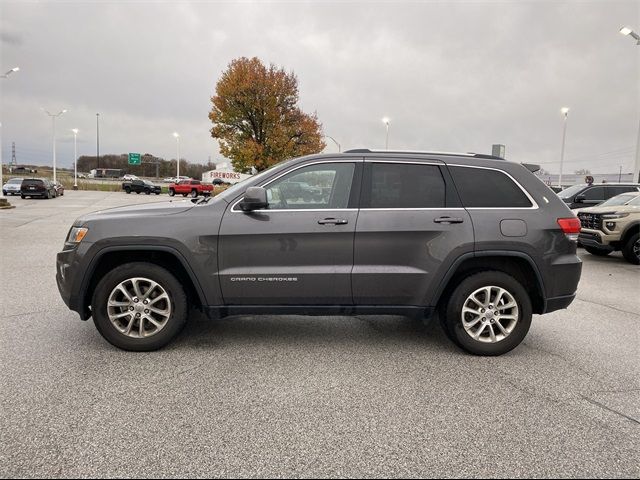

239,187,268,211
574,194,586,203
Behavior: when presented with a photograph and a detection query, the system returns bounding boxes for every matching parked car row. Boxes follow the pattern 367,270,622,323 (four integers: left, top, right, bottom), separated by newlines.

3,177,64,199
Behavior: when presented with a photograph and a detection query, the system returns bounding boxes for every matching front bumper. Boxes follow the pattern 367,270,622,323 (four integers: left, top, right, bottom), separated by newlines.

56,247,90,319
578,229,617,251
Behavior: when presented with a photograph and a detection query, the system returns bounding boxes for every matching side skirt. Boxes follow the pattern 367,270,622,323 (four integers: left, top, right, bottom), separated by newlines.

203,305,434,320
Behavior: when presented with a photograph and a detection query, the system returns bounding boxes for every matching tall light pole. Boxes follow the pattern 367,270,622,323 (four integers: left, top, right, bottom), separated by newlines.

96,113,100,171
173,132,180,178
1,66,19,200
619,26,640,182
72,129,79,190
324,135,341,152
43,109,67,183
558,107,569,189
382,117,390,150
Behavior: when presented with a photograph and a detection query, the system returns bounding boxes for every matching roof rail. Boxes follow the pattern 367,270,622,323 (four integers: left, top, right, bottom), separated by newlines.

343,148,504,160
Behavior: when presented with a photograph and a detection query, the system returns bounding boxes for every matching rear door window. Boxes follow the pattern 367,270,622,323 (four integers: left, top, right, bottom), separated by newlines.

362,163,446,208
607,185,638,197
449,166,532,208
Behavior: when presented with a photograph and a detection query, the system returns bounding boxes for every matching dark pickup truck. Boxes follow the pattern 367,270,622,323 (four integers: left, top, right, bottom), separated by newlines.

122,179,162,195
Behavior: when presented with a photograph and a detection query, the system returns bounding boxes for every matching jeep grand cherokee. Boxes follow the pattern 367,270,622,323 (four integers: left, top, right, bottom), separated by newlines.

57,150,582,355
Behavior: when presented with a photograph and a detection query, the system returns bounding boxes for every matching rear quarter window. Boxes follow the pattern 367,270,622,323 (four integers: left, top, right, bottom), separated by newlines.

449,166,532,208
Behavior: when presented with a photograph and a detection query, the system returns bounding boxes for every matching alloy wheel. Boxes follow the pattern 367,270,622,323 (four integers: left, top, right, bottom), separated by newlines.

107,277,172,338
461,286,519,343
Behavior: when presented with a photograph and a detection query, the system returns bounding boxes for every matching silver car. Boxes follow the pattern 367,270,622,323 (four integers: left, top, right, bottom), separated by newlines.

2,177,24,196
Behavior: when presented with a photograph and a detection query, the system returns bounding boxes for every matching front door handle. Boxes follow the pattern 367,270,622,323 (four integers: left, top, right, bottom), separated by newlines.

434,216,464,224
318,218,348,225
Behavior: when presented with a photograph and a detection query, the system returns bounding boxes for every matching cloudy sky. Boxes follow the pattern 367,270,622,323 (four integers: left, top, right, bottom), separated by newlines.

0,0,638,174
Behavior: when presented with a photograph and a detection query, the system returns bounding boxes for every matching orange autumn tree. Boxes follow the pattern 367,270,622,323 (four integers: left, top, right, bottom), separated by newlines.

209,57,325,173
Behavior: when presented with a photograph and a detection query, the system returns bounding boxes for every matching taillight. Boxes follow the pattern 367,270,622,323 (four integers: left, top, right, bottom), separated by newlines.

557,217,581,241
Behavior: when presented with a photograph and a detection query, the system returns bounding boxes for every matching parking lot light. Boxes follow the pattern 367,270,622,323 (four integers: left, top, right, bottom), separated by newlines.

72,129,79,190
43,108,67,184
173,132,180,179
558,107,569,189
619,26,640,43
382,117,390,150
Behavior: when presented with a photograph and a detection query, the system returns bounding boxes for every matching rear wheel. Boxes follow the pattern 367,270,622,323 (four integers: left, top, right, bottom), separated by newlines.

443,271,532,356
91,262,188,351
145,189,151,195
584,246,611,257
20,194,25,199
46,190,52,199
190,189,198,198
622,233,640,265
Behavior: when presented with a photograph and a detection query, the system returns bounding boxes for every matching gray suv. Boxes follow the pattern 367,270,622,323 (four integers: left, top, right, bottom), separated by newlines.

56,150,582,356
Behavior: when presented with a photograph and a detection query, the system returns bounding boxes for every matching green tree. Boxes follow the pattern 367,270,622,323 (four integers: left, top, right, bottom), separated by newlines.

209,57,325,173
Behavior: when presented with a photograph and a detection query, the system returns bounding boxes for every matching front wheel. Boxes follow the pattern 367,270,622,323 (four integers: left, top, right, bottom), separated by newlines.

168,189,175,197
584,246,611,256
622,233,640,265
442,271,532,356
145,189,151,195
125,188,131,194
91,262,188,351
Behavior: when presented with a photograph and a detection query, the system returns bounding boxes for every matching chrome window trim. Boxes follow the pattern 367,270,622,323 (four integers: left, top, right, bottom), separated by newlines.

360,208,465,211
231,159,360,213
447,164,539,210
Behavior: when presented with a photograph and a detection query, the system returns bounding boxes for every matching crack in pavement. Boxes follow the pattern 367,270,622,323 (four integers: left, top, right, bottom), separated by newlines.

574,297,640,318
581,395,640,425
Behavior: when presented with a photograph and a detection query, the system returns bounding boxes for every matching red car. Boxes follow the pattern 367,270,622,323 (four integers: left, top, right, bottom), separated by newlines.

168,179,213,198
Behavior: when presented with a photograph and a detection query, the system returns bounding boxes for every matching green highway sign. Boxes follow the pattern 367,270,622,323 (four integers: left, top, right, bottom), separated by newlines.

128,153,141,165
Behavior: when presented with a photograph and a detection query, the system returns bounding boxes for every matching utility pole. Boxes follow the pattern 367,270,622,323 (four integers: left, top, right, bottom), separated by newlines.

619,165,623,183
11,142,16,169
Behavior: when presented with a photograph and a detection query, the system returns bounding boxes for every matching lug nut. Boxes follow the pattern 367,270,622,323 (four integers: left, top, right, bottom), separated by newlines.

481,308,485,313
133,298,139,303
135,313,141,318
143,300,148,305
144,309,149,314
129,306,134,311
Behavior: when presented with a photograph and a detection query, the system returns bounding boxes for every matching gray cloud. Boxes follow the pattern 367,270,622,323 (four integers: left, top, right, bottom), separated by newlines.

0,0,638,174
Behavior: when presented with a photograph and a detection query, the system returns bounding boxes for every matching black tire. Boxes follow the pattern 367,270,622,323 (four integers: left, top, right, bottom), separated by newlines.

46,190,52,199
584,246,611,257
2,190,6,196
20,194,25,199
443,271,532,356
190,189,198,198
169,189,175,197
155,192,160,195
91,262,188,351
145,189,151,195
621,232,640,265
136,191,140,194
125,188,131,194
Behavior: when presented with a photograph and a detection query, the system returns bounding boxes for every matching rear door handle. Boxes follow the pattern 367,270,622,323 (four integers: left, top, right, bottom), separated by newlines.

434,216,464,224
318,218,348,225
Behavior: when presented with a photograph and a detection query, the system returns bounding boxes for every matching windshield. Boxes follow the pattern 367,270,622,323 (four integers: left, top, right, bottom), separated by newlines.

628,196,640,206
598,193,638,207
143,180,154,186
8,179,23,184
558,184,586,199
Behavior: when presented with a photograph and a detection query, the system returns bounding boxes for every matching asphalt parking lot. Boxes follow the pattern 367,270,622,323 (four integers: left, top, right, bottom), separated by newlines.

1,191,638,478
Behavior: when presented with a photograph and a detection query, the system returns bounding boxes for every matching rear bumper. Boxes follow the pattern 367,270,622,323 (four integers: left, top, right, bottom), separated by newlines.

543,293,577,314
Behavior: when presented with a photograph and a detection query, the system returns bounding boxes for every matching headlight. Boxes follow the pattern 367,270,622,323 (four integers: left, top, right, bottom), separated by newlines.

602,213,629,219
67,227,88,244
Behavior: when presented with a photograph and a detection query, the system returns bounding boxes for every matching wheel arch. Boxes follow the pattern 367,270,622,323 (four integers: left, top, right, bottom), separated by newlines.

433,251,546,314
80,246,206,320
620,221,640,245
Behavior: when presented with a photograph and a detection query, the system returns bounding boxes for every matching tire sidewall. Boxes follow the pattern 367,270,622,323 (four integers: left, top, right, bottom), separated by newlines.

622,232,640,265
446,271,532,356
92,262,188,351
